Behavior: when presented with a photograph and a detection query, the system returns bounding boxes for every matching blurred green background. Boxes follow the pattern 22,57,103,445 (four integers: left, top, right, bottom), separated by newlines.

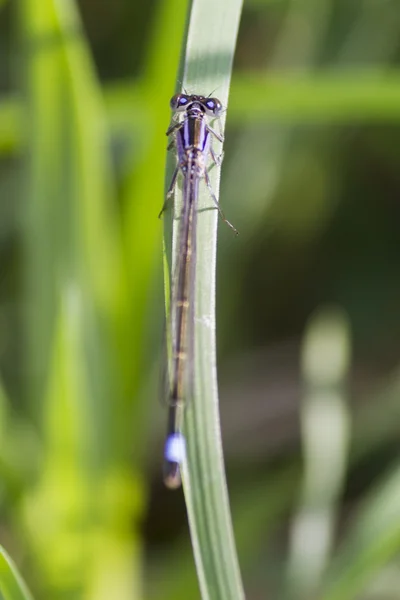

1,0,400,599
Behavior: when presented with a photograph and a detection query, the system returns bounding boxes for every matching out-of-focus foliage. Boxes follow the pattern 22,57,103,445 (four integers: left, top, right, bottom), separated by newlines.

0,544,33,599
0,0,400,599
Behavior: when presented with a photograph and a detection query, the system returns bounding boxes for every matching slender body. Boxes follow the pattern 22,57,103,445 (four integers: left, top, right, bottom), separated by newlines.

161,94,236,488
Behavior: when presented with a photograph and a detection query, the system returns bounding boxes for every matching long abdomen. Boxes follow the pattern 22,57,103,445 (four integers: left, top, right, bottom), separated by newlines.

163,164,199,488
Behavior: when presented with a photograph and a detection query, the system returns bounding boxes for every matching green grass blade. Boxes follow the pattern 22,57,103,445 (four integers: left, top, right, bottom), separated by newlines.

18,0,141,596
149,465,300,600
0,545,34,600
6,69,400,161
287,307,351,598
320,462,400,600
164,1,245,598
229,70,400,122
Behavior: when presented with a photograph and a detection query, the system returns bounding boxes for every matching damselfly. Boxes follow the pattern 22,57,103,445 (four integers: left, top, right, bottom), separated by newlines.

160,93,237,489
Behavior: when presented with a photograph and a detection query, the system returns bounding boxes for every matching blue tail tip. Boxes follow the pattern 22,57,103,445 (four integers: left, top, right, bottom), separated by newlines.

164,433,186,464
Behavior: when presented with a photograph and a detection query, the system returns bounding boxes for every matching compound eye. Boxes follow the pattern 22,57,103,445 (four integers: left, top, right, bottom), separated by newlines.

205,97,223,116
170,93,189,111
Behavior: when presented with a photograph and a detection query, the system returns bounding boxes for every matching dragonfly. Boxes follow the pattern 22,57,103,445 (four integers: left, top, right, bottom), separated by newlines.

160,93,237,489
